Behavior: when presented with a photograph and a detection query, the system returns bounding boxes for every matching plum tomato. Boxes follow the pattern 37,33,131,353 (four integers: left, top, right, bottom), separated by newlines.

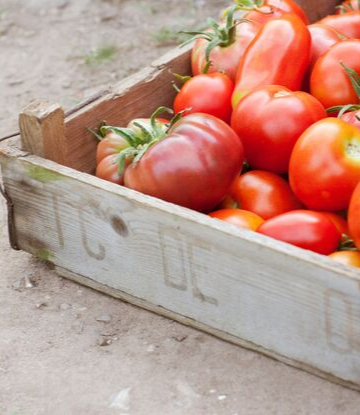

257,210,342,255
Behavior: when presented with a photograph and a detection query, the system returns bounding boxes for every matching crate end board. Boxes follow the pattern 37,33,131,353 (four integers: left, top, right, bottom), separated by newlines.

56,265,360,393
1,148,360,391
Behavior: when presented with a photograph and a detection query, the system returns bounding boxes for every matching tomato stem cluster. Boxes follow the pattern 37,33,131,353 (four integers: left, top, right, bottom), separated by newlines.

181,6,247,63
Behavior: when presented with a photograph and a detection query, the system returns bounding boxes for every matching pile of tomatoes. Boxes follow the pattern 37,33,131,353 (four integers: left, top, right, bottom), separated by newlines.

94,0,360,269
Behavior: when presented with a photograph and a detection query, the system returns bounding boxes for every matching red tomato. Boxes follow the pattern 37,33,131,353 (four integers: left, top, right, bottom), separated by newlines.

289,118,360,211
311,40,360,109
231,85,326,174
320,212,350,237
329,251,360,268
318,11,360,39
209,208,264,231
232,14,311,107
96,154,130,185
257,210,341,255
267,0,309,23
308,24,345,73
348,181,360,250
191,20,261,82
124,113,245,212
224,171,303,220
173,73,234,123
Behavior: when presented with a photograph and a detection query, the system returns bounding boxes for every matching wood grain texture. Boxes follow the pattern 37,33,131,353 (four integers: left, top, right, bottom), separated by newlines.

1,147,360,390
19,101,66,164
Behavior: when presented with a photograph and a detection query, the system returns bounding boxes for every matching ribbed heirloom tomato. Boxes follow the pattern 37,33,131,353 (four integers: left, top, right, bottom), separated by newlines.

318,11,360,39
123,113,245,212
289,118,360,211
231,85,326,174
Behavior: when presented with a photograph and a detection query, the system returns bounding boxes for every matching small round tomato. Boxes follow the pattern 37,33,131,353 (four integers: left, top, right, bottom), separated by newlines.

173,73,234,123
318,11,360,39
224,171,303,219
329,251,360,268
209,209,264,231
348,181,360,250
311,40,360,109
257,210,341,255
231,85,326,174
289,118,360,211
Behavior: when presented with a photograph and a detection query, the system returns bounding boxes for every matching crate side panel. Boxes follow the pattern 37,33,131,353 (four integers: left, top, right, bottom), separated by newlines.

2,152,360,387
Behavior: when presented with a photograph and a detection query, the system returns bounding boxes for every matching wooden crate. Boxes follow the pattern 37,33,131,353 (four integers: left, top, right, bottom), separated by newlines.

2,0,360,392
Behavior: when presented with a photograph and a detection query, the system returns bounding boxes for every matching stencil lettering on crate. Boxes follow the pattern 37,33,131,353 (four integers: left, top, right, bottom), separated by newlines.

159,225,218,306
325,288,360,353
78,207,106,261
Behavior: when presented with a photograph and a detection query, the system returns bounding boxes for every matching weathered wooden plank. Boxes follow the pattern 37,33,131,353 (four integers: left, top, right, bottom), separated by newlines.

62,44,192,174
19,101,67,164
1,147,360,390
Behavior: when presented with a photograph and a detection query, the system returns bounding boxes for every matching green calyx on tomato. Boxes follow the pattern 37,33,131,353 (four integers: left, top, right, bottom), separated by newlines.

100,107,176,174
327,62,360,118
231,0,272,13
181,6,247,63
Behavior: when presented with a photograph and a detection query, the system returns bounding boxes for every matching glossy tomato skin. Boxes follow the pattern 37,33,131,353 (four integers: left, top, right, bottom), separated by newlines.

96,132,129,165
209,208,264,231
231,85,326,173
348,181,360,250
268,0,309,23
329,251,360,268
320,212,350,237
244,7,288,25
232,14,311,107
173,73,234,123
227,171,303,220
257,210,341,255
318,12,360,39
124,114,245,212
96,154,129,185
191,21,261,82
308,24,345,72
289,118,360,211
311,40,360,109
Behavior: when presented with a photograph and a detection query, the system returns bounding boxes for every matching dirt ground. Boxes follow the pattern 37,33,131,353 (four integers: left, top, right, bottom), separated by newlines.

1,1,360,414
